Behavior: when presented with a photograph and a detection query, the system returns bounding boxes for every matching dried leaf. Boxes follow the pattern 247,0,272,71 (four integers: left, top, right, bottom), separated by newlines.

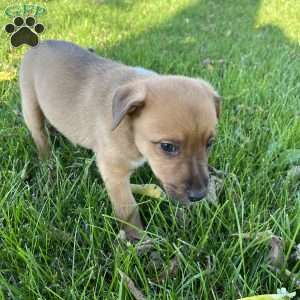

231,231,285,268
268,235,284,268
205,175,223,203
119,270,146,300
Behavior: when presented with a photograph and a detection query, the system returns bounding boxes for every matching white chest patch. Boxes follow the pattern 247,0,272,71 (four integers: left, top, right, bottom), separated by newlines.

130,157,147,169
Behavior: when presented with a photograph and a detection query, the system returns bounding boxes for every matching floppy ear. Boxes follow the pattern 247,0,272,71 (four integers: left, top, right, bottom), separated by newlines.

112,82,146,130
213,92,221,119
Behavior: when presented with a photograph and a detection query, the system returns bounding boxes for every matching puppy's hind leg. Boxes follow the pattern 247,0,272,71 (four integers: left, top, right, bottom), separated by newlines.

21,89,50,160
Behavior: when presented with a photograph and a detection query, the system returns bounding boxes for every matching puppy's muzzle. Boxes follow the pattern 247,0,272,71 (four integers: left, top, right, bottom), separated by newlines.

187,188,207,202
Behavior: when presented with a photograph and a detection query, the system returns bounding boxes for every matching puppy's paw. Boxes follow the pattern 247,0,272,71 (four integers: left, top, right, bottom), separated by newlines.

117,229,155,254
117,228,144,243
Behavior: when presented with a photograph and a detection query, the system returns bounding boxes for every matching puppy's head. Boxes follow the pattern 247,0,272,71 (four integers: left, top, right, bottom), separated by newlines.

112,76,221,205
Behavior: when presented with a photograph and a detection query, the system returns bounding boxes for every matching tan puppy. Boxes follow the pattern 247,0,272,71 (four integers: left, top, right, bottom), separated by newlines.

20,40,221,240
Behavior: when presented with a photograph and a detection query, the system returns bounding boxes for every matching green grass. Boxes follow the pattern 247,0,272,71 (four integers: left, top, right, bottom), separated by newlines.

0,0,300,299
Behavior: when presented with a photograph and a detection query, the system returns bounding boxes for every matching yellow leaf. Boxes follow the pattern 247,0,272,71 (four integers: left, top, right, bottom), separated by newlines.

131,184,165,199
0,70,16,81
238,292,296,299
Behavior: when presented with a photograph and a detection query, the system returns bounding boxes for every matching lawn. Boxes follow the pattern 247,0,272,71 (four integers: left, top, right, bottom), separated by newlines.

0,0,300,299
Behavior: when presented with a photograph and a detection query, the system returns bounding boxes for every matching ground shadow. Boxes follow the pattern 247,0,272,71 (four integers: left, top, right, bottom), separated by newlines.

95,0,297,81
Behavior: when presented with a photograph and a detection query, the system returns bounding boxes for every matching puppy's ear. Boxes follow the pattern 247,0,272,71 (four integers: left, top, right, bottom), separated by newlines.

112,82,146,130
213,92,221,119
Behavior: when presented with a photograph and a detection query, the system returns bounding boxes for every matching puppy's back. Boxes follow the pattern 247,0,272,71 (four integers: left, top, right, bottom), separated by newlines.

21,40,117,91
20,40,122,149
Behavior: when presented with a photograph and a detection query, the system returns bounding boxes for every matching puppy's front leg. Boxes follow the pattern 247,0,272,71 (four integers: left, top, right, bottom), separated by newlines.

97,156,143,241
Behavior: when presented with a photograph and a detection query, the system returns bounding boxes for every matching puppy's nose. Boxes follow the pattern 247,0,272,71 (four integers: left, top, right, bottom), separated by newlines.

187,189,207,202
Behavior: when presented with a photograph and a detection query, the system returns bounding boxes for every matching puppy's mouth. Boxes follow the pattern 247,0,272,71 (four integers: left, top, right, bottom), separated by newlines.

159,167,215,205
162,184,194,206
167,191,191,206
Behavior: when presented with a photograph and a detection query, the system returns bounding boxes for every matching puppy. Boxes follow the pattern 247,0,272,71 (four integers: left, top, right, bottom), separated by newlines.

20,40,221,240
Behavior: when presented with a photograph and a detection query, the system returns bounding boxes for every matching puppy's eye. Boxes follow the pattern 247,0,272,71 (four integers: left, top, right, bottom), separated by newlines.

160,142,179,155
207,138,214,150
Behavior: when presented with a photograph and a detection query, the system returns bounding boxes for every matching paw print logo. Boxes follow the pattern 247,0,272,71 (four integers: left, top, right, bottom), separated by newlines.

5,16,44,47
